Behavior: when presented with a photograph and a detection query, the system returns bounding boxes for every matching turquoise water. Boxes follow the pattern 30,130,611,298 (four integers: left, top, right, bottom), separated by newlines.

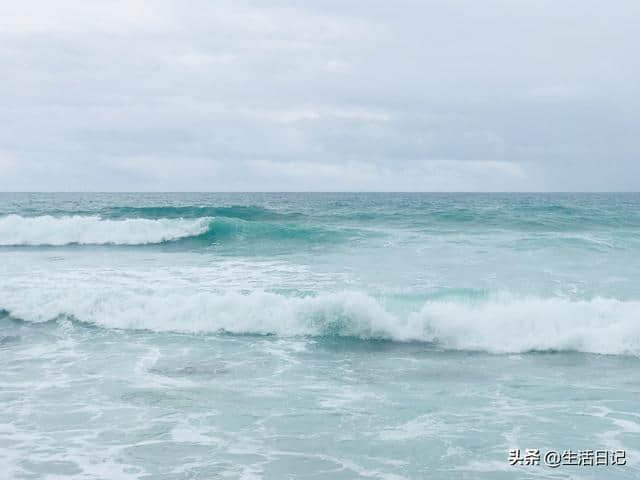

1,193,639,479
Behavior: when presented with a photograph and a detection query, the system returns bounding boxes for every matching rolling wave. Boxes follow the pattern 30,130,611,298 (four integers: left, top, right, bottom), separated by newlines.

1,281,638,355
0,214,353,247
0,215,212,246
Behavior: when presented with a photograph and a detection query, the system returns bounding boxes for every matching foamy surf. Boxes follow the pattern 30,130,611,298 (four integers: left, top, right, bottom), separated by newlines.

0,215,212,246
1,278,638,355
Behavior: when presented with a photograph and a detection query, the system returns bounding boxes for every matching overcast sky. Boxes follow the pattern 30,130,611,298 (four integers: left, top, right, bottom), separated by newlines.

1,0,638,191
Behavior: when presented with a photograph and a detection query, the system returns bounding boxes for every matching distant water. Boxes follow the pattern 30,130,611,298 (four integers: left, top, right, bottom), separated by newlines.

1,193,639,479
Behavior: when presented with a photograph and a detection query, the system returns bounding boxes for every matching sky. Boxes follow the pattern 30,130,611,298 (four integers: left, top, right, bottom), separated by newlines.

0,0,638,192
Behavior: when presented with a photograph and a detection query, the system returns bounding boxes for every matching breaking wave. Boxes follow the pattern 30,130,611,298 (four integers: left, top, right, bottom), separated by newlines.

0,215,213,246
1,283,639,355
0,214,353,247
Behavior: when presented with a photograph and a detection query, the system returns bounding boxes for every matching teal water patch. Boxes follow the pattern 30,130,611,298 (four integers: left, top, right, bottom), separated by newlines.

187,216,360,244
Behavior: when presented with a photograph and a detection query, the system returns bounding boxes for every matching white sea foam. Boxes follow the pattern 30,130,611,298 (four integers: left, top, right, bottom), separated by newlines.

409,296,640,354
1,273,639,355
0,215,211,246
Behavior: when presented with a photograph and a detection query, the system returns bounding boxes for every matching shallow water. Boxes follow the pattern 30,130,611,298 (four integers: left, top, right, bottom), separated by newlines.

1,193,639,479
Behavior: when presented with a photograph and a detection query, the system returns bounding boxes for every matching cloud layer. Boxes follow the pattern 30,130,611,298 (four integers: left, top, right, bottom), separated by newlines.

1,0,638,191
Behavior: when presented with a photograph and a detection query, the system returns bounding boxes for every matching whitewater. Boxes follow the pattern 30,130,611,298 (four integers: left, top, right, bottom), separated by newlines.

1,192,639,479
2,274,639,354
0,214,212,245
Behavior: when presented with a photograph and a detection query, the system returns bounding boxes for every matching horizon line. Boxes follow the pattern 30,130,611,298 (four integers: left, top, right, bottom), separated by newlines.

0,191,638,195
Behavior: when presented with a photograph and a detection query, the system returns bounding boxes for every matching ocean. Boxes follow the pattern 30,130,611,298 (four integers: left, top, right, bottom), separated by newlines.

1,192,639,479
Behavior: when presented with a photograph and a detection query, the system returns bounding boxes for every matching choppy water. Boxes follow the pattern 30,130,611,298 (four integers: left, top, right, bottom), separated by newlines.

1,193,639,479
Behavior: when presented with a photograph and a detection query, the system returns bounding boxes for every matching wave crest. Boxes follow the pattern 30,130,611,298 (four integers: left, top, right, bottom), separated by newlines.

0,214,355,247
0,215,212,246
1,282,639,355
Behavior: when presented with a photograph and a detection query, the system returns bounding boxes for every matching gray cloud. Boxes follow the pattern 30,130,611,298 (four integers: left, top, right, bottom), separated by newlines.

1,0,638,191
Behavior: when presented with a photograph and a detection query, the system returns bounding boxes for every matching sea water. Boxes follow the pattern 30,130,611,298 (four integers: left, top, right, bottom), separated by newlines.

0,193,639,479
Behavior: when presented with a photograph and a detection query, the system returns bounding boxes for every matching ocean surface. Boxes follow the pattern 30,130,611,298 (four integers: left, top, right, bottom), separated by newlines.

1,192,639,480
